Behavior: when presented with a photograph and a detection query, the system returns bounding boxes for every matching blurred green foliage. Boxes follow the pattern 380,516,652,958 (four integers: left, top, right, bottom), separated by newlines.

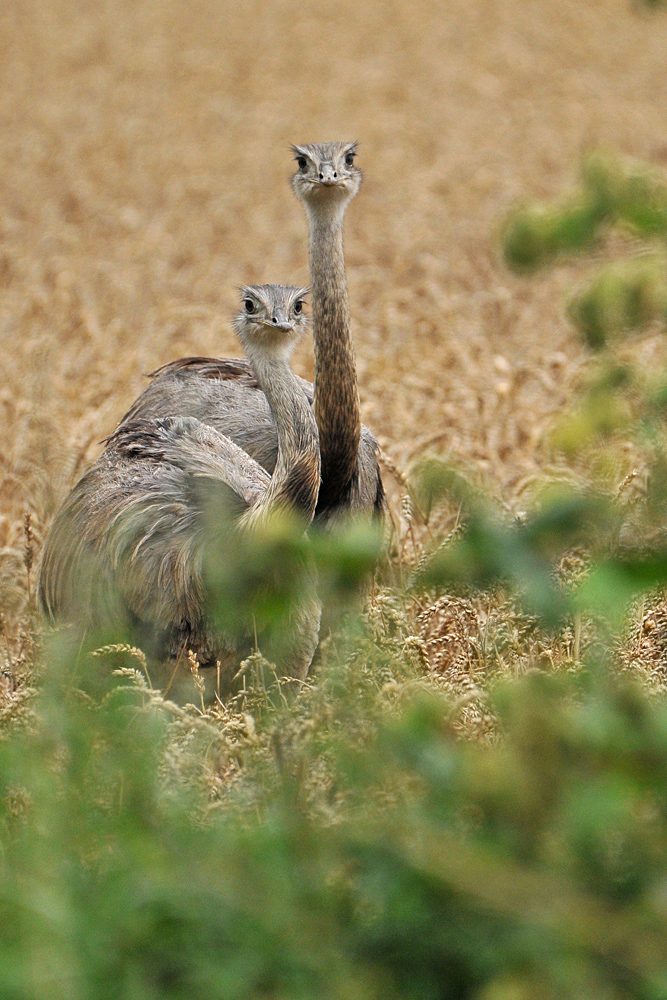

502,154,667,347
503,155,667,275
205,512,383,631
413,454,667,629
5,639,667,998
412,470,606,625
568,259,667,350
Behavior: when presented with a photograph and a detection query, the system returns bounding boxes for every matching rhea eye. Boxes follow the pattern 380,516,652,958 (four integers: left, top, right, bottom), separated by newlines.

244,299,255,314
297,156,307,171
294,300,303,314
345,152,355,166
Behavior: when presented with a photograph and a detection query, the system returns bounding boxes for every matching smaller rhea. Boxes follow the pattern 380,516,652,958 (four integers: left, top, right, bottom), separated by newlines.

38,285,321,693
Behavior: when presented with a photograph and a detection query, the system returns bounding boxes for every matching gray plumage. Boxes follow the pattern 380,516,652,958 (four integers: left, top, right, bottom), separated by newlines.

113,141,386,525
120,357,383,517
39,287,321,691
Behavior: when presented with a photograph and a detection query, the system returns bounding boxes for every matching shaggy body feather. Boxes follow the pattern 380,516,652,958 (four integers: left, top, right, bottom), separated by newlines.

39,288,321,687
121,357,383,517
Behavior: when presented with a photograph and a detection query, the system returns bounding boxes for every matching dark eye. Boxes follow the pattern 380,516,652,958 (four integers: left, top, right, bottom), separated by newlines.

297,156,307,171
294,300,303,314
244,299,255,314
345,152,355,166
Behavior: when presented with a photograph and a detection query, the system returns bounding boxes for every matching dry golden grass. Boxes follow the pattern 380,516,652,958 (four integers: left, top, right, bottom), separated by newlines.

3,0,667,688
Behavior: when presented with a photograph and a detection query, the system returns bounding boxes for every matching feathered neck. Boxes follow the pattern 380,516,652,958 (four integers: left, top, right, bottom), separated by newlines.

307,208,361,513
244,347,320,524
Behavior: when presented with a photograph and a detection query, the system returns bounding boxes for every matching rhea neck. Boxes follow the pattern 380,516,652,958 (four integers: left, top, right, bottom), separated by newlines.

244,339,320,521
306,199,362,513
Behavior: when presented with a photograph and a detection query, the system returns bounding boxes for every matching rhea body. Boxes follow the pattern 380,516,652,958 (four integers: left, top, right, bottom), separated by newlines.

117,142,385,524
38,286,321,689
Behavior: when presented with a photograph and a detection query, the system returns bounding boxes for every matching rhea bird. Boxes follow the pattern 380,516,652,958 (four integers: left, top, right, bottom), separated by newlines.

116,142,385,525
38,286,322,690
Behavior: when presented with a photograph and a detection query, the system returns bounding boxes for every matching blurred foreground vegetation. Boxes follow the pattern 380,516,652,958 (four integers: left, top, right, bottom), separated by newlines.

5,635,667,999
9,151,667,997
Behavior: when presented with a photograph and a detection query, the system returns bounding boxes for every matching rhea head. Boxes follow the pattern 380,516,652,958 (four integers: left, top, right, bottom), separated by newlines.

234,285,309,363
291,141,361,213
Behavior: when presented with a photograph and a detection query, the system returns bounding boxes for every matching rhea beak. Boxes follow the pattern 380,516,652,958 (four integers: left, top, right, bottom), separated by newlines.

264,310,294,333
318,162,339,186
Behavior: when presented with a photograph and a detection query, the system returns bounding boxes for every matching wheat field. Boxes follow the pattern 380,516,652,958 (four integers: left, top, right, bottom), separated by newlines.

2,0,667,651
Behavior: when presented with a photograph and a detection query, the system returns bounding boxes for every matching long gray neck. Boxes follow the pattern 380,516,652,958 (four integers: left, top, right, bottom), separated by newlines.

246,349,320,521
308,207,361,511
